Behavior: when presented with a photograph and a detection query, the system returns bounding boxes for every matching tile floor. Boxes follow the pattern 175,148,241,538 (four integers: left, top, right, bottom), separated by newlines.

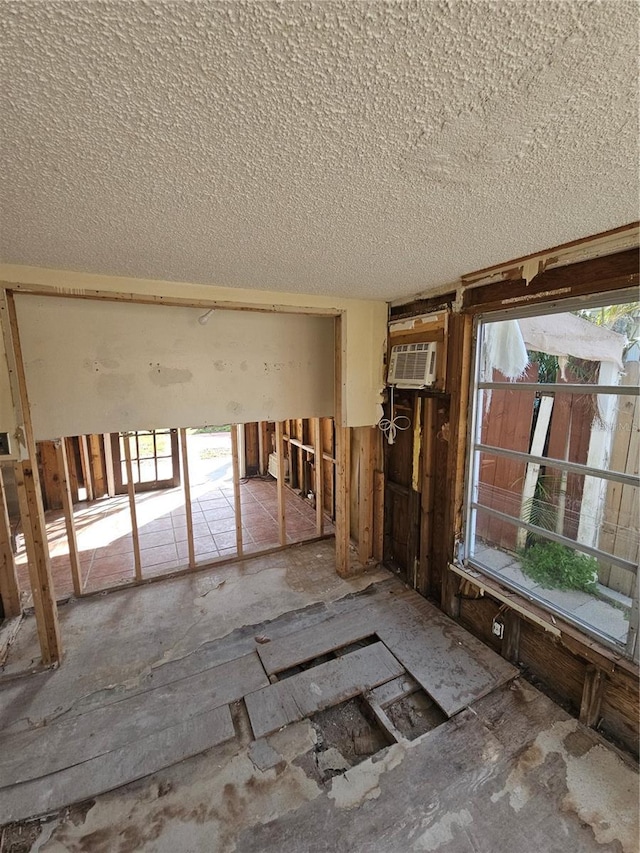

15,476,333,601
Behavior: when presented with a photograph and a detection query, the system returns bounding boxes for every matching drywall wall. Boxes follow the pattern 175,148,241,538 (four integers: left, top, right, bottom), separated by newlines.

12,294,336,440
0,266,387,437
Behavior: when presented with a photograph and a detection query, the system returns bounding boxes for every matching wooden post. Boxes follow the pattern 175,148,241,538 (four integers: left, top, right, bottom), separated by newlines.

79,435,94,502
179,429,196,569
103,433,116,497
373,470,384,562
0,466,21,617
334,424,351,577
14,460,62,664
88,434,106,499
1,289,61,664
313,417,324,537
358,427,374,566
54,439,83,597
230,424,244,557
122,433,142,581
579,665,605,728
502,610,521,663
275,421,287,547
441,312,473,615
65,438,80,501
417,397,436,596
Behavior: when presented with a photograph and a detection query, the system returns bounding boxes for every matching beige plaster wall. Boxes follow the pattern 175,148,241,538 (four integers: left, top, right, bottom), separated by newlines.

0,266,387,445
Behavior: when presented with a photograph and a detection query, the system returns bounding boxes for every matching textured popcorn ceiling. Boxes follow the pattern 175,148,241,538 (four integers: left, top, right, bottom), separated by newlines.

0,1,638,301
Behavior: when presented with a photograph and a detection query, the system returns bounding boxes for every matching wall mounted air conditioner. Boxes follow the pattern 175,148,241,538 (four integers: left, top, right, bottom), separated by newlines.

387,342,438,388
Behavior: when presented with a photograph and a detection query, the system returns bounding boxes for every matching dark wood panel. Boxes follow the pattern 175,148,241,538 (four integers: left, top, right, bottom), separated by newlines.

462,249,639,313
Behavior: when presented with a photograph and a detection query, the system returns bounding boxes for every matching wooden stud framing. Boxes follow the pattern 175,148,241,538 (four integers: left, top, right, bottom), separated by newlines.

54,439,83,597
1,290,61,664
357,428,375,566
179,428,196,569
502,611,521,664
0,466,21,617
78,435,94,502
14,460,62,664
579,665,605,728
103,433,116,497
122,433,142,582
417,396,436,596
230,424,244,557
333,314,353,577
275,421,287,547
88,434,105,498
373,470,384,563
313,418,324,537
334,424,351,577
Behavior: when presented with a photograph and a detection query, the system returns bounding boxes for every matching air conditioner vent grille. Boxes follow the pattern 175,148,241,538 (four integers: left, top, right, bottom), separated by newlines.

388,342,437,388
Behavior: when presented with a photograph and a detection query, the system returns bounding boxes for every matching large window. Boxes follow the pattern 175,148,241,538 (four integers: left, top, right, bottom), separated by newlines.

464,293,639,659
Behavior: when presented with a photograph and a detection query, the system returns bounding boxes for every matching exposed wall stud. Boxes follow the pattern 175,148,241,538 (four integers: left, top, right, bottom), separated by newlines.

230,424,244,557
122,433,142,582
0,466,21,617
54,438,83,597
179,428,196,569
275,421,287,547
313,417,324,537
1,290,61,664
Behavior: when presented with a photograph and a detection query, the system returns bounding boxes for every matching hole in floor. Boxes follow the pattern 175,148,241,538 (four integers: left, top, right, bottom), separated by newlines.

384,691,447,740
275,635,378,681
309,696,392,783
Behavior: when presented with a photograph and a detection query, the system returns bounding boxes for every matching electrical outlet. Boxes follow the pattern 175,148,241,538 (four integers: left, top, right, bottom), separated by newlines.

492,619,504,639
0,433,10,455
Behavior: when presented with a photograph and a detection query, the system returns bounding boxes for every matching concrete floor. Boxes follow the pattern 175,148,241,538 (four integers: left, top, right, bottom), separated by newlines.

1,542,637,853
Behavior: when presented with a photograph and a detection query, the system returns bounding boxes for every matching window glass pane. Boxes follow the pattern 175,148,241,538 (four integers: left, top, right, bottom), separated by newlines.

139,458,156,482
466,295,640,653
156,457,173,481
137,433,155,459
155,433,170,456
470,507,631,646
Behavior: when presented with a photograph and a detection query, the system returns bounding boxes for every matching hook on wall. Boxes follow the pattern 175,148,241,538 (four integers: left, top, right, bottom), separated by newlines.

198,309,215,325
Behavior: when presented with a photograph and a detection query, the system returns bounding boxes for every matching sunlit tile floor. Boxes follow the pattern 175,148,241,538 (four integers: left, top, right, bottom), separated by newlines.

15,477,333,602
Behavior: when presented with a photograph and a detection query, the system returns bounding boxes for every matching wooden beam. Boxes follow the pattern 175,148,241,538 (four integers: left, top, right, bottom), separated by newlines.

122,434,142,582
54,439,82,597
1,290,61,664
65,438,80,502
0,468,21,617
275,421,287,547
313,418,324,537
2,281,341,318
230,425,244,557
462,248,639,313
78,436,94,502
579,665,605,728
179,429,196,569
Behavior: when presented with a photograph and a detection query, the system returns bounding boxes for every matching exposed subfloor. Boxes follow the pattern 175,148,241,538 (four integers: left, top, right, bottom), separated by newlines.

0,542,637,853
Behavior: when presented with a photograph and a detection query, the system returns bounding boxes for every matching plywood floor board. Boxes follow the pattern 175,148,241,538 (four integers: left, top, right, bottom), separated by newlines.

256,606,379,674
246,641,405,739
376,594,518,717
0,652,266,788
0,703,235,825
